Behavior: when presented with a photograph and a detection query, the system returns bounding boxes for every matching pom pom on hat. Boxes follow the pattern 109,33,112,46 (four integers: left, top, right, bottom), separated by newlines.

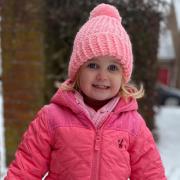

89,3,121,22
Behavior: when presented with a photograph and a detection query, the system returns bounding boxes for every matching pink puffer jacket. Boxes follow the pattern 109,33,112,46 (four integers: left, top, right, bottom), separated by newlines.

5,89,166,180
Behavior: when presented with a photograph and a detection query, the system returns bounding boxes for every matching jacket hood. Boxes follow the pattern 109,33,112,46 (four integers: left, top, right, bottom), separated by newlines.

50,88,138,114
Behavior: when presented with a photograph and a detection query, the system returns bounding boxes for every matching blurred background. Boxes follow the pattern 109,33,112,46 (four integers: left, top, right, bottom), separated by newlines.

0,0,180,179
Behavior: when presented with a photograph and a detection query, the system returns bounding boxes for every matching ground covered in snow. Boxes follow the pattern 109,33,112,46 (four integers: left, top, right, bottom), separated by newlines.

156,106,180,180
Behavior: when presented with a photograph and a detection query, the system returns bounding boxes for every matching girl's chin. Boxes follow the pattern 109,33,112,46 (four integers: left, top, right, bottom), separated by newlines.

86,95,112,102
81,91,115,102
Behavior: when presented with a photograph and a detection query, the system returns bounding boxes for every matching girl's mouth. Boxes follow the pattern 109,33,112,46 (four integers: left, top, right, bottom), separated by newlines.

92,84,110,89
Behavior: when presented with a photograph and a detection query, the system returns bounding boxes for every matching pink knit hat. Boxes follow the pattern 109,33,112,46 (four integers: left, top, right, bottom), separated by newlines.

68,3,133,83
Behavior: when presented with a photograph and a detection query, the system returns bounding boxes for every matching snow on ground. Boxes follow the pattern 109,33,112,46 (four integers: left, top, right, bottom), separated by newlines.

156,106,180,180
0,80,180,179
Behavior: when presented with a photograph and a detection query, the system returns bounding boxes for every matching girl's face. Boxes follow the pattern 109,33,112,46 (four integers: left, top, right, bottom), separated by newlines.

78,56,122,101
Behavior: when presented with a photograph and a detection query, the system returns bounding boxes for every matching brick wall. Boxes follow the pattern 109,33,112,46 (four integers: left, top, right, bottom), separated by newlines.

1,0,46,165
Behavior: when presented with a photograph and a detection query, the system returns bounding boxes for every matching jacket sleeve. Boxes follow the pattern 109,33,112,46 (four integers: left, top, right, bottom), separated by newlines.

5,106,53,180
129,114,166,180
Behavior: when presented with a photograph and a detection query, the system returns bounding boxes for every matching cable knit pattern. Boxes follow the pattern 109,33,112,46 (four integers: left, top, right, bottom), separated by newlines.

68,3,133,83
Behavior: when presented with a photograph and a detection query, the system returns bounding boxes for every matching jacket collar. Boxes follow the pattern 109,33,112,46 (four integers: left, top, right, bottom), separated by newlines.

50,88,138,115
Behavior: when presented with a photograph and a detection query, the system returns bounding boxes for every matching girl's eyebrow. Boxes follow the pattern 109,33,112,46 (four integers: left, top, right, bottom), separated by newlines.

87,59,121,66
111,61,121,66
86,60,98,64
88,58,97,62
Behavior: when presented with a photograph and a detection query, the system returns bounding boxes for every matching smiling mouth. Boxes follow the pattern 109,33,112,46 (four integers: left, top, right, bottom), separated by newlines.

92,84,110,89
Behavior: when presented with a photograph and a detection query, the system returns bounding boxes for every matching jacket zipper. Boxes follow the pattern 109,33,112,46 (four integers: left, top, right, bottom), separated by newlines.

85,113,113,180
91,129,101,180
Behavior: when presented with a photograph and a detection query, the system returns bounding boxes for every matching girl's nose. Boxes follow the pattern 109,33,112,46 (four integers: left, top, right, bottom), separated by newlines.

96,70,108,81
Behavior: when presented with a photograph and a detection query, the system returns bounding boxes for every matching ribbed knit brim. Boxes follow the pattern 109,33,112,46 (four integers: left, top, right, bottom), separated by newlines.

68,3,133,83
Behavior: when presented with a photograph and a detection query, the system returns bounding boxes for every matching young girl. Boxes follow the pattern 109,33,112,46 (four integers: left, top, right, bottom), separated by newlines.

5,3,166,180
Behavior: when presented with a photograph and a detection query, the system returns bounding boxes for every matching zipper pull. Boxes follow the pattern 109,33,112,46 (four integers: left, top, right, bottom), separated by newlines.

94,132,101,151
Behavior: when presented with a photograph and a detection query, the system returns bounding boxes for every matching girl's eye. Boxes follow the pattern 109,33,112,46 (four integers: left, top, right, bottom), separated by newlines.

87,63,98,69
108,64,119,71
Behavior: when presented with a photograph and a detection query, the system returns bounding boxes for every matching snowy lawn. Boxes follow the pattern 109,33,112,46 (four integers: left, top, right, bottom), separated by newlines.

156,106,180,180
